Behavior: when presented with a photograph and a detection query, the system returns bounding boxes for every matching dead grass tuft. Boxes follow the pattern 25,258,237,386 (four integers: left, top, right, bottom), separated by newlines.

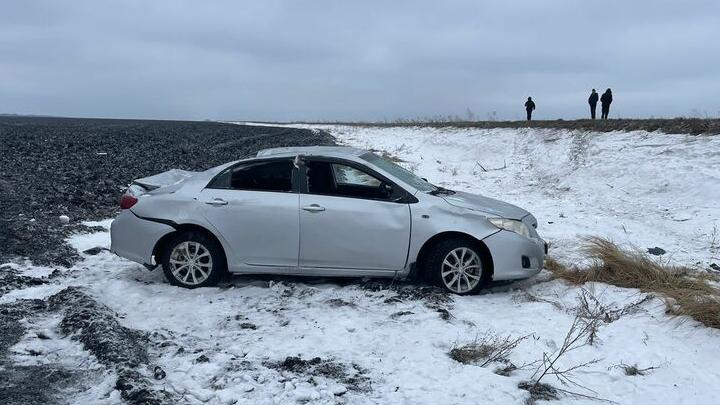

617,362,660,376
518,381,559,404
543,257,567,273
548,237,720,329
449,333,529,367
449,343,496,364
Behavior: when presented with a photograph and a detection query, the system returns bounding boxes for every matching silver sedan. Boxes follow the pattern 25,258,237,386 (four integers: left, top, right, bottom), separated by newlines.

110,146,546,294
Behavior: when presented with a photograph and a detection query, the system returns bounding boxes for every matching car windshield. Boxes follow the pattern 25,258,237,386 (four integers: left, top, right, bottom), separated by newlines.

360,152,437,192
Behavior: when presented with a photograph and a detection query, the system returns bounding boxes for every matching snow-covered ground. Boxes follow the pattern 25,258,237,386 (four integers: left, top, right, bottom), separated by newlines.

3,125,720,404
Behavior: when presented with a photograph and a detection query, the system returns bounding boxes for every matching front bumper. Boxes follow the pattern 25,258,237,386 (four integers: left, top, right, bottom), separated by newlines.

110,210,175,266
482,230,546,281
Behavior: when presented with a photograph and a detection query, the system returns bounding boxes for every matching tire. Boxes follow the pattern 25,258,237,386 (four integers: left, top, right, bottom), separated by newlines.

425,238,488,295
160,231,226,288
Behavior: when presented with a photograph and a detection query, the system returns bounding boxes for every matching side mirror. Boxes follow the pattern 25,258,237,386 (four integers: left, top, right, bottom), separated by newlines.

421,177,428,182
382,183,405,202
381,182,407,203
381,183,394,196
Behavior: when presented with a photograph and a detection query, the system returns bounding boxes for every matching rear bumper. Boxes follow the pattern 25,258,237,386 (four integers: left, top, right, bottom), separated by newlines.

110,210,175,265
483,230,546,281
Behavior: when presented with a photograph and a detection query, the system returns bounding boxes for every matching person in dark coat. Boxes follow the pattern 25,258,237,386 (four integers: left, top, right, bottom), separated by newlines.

600,88,613,119
588,89,599,119
524,97,536,121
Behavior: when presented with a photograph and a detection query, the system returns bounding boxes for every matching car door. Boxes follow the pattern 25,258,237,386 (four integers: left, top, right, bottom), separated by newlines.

298,158,411,272
198,158,299,270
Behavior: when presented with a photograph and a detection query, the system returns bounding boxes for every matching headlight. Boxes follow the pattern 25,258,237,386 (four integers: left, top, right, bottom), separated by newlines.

488,218,531,238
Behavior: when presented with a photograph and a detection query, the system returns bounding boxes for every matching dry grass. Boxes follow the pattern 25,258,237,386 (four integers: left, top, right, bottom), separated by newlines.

548,237,720,329
543,257,567,273
449,333,529,367
617,362,661,376
518,381,558,404
449,343,496,365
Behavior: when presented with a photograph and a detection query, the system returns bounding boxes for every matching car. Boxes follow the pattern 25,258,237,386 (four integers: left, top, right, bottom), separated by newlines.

110,146,546,294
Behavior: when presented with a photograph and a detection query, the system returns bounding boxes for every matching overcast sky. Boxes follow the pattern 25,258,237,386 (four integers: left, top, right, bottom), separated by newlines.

1,0,719,121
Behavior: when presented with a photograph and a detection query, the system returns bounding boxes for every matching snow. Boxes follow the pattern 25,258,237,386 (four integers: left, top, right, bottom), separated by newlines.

4,125,720,404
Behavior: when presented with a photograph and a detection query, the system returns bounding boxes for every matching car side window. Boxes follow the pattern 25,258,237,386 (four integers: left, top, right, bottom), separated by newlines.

209,160,294,192
306,161,392,200
332,164,382,187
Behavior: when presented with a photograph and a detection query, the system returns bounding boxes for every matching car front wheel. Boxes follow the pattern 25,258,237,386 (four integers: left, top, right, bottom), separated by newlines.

160,232,225,288
427,238,487,295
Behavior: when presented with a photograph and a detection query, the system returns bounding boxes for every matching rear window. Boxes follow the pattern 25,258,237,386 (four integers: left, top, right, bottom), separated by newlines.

208,160,293,192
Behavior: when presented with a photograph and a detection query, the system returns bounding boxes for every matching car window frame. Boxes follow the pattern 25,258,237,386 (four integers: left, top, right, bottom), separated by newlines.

205,157,300,193
299,156,417,203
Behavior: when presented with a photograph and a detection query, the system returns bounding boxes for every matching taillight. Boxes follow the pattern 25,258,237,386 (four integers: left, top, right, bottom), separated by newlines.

119,194,138,210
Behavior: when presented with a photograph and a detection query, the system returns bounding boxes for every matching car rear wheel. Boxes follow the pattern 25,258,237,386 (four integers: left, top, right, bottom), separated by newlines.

160,231,225,288
426,238,487,295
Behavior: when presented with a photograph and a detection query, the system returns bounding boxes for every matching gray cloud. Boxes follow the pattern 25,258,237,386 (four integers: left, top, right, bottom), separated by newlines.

1,0,719,121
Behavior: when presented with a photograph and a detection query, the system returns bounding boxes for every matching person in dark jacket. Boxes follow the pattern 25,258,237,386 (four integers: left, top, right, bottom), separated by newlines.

600,88,613,119
588,89,599,119
524,97,535,121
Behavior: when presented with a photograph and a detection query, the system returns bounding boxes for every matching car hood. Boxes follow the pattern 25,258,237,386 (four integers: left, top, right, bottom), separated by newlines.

441,191,529,220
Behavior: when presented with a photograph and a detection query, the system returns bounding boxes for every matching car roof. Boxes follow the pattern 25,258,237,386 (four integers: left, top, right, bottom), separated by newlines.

250,145,422,194
256,146,368,158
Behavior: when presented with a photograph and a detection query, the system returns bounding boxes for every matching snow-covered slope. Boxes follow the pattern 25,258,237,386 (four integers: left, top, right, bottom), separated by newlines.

5,224,720,404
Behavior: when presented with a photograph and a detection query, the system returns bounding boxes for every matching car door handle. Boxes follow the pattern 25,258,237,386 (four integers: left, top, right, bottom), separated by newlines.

205,198,228,206
302,204,326,212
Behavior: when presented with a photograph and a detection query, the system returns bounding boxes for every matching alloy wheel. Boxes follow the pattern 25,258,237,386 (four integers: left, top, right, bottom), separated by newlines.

441,247,482,293
169,241,213,285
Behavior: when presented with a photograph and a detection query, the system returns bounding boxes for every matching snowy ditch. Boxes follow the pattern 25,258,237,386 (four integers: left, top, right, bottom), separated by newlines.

2,125,720,404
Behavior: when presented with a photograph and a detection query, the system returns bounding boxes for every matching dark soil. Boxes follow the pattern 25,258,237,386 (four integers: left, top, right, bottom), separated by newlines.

0,298,83,405
48,287,149,368
266,356,371,392
304,118,720,135
324,298,357,308
0,364,80,405
0,287,177,405
0,299,47,358
0,116,335,266
0,266,48,297
361,281,455,320
389,310,414,319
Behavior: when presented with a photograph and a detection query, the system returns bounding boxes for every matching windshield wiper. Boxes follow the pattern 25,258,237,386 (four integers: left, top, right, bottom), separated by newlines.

429,186,455,195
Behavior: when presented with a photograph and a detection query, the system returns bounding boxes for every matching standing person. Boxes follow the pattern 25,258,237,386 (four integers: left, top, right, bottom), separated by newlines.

600,88,613,119
588,89,599,119
524,97,536,121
